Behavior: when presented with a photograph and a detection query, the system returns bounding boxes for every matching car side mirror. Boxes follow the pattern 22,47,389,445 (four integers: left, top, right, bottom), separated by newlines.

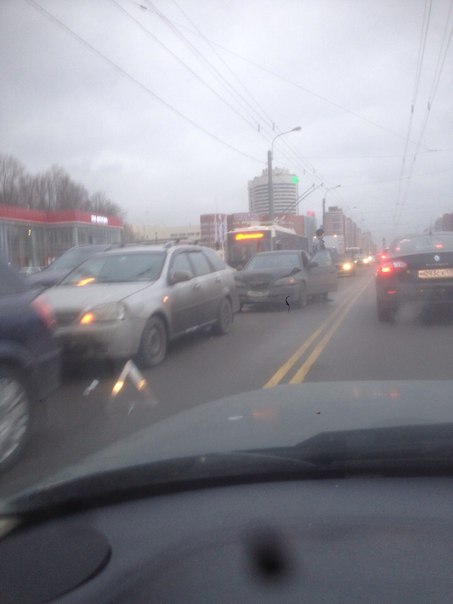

308,261,318,269
169,270,192,285
290,267,302,275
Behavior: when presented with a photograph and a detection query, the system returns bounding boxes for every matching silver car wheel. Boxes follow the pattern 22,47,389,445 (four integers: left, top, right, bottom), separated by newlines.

0,372,30,469
138,316,168,367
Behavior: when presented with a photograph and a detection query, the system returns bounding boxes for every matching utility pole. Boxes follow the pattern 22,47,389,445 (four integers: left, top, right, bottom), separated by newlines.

267,127,301,222
267,150,273,222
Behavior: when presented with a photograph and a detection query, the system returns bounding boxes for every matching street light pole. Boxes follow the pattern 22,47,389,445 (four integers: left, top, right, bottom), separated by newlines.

267,149,273,222
268,126,301,221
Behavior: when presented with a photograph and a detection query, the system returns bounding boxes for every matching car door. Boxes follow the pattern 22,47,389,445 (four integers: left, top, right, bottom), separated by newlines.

307,249,337,295
167,251,201,336
186,249,222,325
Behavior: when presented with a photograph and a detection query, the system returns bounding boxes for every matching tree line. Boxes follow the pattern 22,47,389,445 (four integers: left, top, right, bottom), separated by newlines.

0,152,123,217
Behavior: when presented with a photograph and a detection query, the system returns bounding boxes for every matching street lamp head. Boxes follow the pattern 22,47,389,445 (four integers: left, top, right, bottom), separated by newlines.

292,126,302,132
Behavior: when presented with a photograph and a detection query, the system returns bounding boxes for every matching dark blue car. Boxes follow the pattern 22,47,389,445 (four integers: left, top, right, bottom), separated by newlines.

0,259,61,470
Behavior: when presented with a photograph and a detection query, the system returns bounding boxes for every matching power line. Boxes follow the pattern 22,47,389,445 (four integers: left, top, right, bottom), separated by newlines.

393,0,433,230
145,0,266,131
139,7,432,148
396,1,452,226
25,0,264,166
128,0,416,193
143,0,335,191
109,0,261,132
170,0,275,131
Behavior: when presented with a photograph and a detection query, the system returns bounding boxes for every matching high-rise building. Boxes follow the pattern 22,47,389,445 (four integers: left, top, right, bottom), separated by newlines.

324,206,345,237
248,168,299,216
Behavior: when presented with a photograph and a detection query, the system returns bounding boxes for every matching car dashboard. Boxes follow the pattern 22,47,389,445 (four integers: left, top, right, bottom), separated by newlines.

2,476,453,603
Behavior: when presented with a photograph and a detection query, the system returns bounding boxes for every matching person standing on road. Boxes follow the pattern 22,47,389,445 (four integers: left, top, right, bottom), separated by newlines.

313,227,326,254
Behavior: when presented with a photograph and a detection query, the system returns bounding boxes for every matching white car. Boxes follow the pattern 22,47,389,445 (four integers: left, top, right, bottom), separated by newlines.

40,244,239,367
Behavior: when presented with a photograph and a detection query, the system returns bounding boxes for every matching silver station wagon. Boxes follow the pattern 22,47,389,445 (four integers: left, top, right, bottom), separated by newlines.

40,244,239,367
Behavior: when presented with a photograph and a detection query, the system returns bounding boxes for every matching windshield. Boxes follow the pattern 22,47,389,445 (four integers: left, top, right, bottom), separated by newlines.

61,252,166,284
246,253,300,270
392,234,453,254
48,247,105,271
1,0,453,516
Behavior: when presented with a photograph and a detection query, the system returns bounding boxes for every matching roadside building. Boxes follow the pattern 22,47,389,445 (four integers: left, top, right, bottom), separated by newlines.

129,223,201,243
0,204,123,268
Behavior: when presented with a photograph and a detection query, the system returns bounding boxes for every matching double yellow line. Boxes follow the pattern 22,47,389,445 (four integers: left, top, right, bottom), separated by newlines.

262,278,371,388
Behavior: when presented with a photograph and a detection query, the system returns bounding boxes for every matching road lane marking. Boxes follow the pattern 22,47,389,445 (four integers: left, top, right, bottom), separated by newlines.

289,278,371,384
262,279,369,389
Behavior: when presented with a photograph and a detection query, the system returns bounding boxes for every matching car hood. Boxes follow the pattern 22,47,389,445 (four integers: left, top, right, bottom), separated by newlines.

42,282,152,310
27,268,68,288
16,380,453,487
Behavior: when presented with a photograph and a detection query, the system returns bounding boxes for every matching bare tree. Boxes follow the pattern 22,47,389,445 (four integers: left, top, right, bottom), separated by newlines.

0,153,124,218
89,190,123,217
0,153,25,205
18,173,39,209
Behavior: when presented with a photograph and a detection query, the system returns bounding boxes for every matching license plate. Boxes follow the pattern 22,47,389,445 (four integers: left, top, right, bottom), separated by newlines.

248,290,268,297
418,268,453,279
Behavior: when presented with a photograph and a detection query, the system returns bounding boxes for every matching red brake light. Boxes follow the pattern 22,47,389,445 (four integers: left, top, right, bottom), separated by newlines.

378,261,407,276
380,264,393,274
31,296,56,330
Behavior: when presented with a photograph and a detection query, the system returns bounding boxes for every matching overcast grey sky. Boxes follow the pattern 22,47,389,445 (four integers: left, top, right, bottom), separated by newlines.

1,0,452,243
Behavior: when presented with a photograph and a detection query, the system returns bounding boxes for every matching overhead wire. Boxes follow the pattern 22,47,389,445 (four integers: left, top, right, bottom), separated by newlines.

142,0,335,194
125,0,322,186
24,0,265,166
170,0,278,132
144,0,266,131
393,0,432,226
27,0,331,217
395,0,452,226
109,0,262,132
169,0,335,191
161,0,433,200
132,0,433,149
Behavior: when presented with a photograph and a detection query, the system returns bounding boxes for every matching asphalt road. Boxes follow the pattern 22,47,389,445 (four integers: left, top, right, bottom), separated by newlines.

2,267,453,497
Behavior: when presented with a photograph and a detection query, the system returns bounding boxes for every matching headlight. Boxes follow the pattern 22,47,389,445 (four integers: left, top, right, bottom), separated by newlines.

342,262,352,271
273,276,297,286
79,302,127,325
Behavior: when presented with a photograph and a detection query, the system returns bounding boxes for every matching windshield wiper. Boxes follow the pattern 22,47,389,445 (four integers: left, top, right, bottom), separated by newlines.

0,452,318,519
4,424,453,520
248,423,453,467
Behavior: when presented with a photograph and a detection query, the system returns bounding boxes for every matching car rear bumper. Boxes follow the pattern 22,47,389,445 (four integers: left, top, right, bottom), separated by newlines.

377,281,453,307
